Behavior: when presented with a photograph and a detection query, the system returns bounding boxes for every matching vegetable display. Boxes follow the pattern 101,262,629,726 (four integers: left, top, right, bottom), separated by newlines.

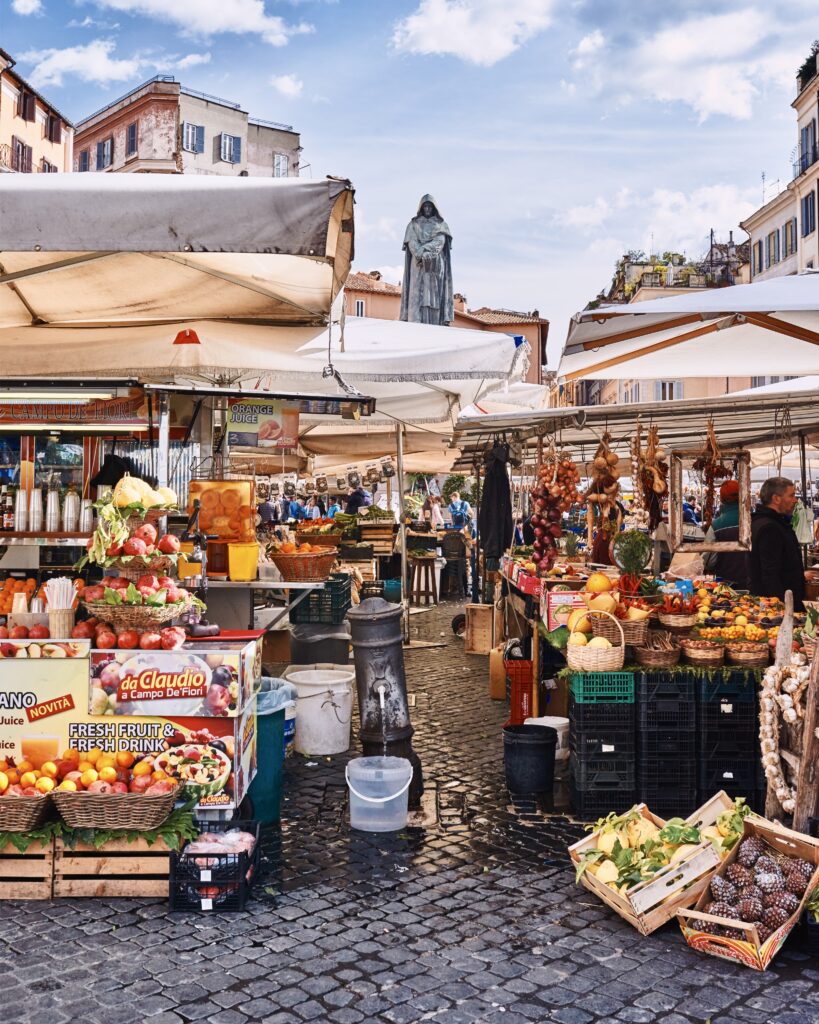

528,446,580,575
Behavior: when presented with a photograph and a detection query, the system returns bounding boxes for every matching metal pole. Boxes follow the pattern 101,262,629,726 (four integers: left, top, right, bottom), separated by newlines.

396,423,409,642
472,460,481,604
800,432,809,568
157,391,171,489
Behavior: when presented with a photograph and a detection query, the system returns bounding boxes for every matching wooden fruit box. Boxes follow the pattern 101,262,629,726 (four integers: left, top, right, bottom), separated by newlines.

678,816,819,970
0,839,54,900
568,791,733,936
338,559,377,582
465,603,494,654
54,836,171,898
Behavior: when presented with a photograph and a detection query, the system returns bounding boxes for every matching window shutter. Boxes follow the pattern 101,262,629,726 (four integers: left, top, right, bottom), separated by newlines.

96,141,104,169
774,230,780,261
792,217,798,252
233,137,241,164
25,93,35,121
674,382,683,401
654,381,662,402
23,144,32,174
195,125,205,154
220,133,228,161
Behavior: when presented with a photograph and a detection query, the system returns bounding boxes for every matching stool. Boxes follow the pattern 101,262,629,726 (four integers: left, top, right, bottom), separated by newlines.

439,558,466,599
410,557,438,606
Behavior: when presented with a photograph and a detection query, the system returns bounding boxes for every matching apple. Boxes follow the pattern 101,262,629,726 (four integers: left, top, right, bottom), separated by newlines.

9,626,28,640
139,632,162,650
29,625,50,640
117,630,140,650
133,524,157,545
96,631,117,649
157,534,181,555
137,574,159,592
122,537,148,557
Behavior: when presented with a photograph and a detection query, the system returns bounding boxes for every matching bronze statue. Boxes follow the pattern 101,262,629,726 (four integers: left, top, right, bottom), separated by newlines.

400,194,454,326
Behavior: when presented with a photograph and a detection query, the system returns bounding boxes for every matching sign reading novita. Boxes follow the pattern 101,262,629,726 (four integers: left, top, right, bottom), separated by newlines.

0,395,146,425
226,398,299,449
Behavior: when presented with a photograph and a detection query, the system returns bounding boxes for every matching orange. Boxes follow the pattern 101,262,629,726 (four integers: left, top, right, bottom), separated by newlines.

79,768,98,788
5,769,19,785
40,761,58,779
115,750,135,768
132,760,153,777
57,779,78,792
16,759,34,774
280,542,296,554
97,756,116,771
35,777,55,794
151,770,167,782
19,771,37,788
61,749,81,763
98,766,117,783
77,761,94,773
86,747,103,765
0,771,8,794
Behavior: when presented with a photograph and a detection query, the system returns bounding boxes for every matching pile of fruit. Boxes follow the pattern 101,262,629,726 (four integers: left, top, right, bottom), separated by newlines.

0,747,178,798
529,451,580,575
576,799,752,893
701,835,816,943
0,622,52,641
268,539,330,556
79,511,181,571
0,576,38,617
80,619,187,653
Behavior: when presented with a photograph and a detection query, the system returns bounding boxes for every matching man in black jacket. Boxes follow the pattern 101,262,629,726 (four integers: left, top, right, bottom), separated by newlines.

749,477,804,610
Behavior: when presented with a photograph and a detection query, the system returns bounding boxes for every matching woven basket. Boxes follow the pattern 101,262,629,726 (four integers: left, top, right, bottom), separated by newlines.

81,598,185,631
269,550,337,582
566,611,625,673
592,614,648,647
294,533,343,548
725,644,770,666
124,508,169,531
657,611,699,632
0,794,52,832
634,644,681,668
680,641,725,666
108,555,176,582
52,789,177,830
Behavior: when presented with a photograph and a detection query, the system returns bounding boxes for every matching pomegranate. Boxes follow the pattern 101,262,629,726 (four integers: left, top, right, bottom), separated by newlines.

157,534,181,554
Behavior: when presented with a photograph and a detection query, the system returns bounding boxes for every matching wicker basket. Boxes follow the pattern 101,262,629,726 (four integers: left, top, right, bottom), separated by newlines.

566,611,625,673
680,641,725,667
81,598,185,631
124,508,170,531
634,643,681,668
0,794,52,832
108,555,177,582
592,614,648,647
725,643,770,667
269,550,338,582
657,611,699,632
52,789,177,831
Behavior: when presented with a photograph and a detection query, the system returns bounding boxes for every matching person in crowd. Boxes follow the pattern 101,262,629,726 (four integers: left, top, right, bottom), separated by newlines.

327,496,341,518
430,495,445,529
288,495,306,520
421,495,433,524
257,495,279,526
513,516,524,547
448,490,471,529
703,480,749,588
306,496,322,520
279,493,291,521
346,484,372,514
749,476,804,610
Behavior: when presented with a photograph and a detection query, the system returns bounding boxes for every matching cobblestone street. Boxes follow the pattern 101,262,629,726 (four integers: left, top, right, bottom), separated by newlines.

5,603,819,1024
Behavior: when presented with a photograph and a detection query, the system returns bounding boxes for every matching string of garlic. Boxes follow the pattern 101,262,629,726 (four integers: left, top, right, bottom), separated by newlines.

758,653,811,813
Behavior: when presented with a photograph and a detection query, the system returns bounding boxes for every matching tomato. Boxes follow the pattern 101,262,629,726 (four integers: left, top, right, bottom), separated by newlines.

117,630,140,650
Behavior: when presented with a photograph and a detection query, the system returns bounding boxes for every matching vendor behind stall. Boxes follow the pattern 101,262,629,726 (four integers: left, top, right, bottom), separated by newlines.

749,476,804,610
703,480,750,589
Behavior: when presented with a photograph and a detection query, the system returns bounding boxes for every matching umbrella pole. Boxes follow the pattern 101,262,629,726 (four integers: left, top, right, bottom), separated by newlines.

396,423,409,642
157,391,170,490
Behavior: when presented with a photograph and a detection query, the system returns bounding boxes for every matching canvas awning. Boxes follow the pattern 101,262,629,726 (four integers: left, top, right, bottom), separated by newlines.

559,272,819,381
0,174,355,375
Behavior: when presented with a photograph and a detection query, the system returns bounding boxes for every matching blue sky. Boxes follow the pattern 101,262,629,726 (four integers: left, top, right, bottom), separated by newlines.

1,0,815,362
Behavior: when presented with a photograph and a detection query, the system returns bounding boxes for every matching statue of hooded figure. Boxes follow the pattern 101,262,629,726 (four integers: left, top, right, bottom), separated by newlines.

400,194,454,326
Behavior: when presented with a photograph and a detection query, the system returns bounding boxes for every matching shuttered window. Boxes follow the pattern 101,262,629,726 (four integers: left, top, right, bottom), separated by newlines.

126,121,138,157
11,136,32,173
17,91,35,121
78,150,90,172
47,115,61,144
96,137,113,169
182,121,205,153
220,133,241,164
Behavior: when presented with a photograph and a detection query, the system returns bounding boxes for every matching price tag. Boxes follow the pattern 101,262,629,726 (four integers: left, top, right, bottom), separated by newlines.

720,703,733,714
200,869,212,881
602,743,614,753
201,898,213,910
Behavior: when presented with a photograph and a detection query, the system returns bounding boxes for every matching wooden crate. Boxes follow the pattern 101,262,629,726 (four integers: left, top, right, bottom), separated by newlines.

465,603,494,654
54,836,171,898
338,559,377,582
0,839,54,900
568,791,732,935
359,524,396,555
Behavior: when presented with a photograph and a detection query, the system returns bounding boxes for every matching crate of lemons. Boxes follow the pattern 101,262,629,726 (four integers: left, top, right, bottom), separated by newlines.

568,793,752,934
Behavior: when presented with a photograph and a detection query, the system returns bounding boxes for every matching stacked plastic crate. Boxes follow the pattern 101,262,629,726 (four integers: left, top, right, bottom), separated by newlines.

569,672,636,819
696,669,761,810
637,672,697,818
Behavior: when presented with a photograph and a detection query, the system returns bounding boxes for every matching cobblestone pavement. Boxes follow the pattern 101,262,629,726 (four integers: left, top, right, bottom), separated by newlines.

5,603,819,1024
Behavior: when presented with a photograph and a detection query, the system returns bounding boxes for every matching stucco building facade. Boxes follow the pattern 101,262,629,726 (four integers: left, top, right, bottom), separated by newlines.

0,47,73,174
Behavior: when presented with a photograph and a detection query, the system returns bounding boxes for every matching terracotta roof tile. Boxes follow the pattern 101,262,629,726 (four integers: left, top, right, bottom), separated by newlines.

345,272,402,295
468,307,549,325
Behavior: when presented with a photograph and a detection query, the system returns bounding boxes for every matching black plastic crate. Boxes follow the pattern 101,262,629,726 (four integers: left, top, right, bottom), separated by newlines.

638,751,696,792
637,671,696,731
639,787,697,819
571,727,635,760
698,700,758,751
570,752,634,790
638,729,697,760
169,819,260,913
697,668,760,704
697,758,757,798
569,696,635,733
289,573,352,625
570,783,637,820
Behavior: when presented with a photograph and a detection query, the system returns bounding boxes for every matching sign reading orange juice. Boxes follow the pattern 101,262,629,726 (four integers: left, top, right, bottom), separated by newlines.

227,398,299,450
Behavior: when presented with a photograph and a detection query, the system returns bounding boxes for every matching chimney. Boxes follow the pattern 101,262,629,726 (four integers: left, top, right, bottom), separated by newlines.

368,270,382,280
453,293,467,312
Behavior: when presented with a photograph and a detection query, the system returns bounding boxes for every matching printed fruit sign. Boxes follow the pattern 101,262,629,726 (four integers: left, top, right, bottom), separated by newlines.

226,398,299,449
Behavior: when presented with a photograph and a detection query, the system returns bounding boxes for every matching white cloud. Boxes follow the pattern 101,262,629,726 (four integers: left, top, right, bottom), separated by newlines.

11,0,42,14
18,39,143,88
356,211,400,243
67,15,121,29
177,53,212,69
270,73,303,98
89,0,313,46
566,8,809,122
393,0,554,66
563,197,610,230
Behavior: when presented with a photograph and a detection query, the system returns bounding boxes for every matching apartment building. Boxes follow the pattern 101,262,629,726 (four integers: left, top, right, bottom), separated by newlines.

0,47,73,173
741,43,819,278
74,75,300,177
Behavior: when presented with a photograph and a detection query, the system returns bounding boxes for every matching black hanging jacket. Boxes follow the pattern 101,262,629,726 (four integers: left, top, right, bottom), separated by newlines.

478,445,513,559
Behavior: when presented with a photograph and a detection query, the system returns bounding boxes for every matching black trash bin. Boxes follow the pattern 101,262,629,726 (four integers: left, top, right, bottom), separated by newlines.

503,723,557,794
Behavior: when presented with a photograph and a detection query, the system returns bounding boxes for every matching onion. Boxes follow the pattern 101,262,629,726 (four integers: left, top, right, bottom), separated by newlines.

533,526,544,538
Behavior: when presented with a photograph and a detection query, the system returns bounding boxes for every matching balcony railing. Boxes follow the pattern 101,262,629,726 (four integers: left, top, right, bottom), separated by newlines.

793,142,819,180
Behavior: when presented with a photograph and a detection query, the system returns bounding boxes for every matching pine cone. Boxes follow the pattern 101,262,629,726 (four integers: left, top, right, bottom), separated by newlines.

761,905,789,931
763,890,800,916
737,836,766,867
725,863,753,888
755,855,781,876
755,871,785,895
710,876,738,904
737,896,764,922
708,900,740,920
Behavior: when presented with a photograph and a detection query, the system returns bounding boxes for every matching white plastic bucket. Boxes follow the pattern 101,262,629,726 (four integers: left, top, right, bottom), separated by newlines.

288,669,354,756
346,756,413,832
524,715,570,753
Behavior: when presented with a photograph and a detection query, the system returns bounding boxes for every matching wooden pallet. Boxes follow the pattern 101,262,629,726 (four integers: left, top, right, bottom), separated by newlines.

54,836,171,898
0,839,54,900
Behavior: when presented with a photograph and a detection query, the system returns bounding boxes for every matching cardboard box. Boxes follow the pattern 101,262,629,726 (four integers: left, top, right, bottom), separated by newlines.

544,589,586,632
568,791,732,936
677,817,819,970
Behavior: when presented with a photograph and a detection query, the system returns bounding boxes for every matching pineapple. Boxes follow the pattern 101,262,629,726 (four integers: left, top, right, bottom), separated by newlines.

754,855,780,876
